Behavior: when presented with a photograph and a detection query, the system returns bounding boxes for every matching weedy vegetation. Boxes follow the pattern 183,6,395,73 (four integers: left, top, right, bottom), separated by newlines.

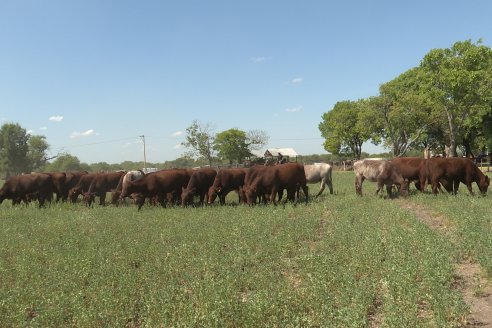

1,171,491,326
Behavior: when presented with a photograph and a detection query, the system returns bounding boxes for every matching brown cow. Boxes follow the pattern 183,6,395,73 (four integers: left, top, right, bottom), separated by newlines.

424,157,490,195
111,170,145,205
120,169,191,210
62,171,88,201
45,172,67,202
83,171,126,206
0,173,54,208
181,168,217,206
207,168,247,205
68,173,99,203
391,157,427,191
354,159,408,197
243,163,308,206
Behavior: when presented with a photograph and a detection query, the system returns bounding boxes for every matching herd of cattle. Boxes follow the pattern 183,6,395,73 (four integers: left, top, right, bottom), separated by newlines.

0,163,333,210
0,157,489,210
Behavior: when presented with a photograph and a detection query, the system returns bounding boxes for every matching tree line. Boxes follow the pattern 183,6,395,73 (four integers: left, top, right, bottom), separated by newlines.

319,39,492,159
1,120,384,178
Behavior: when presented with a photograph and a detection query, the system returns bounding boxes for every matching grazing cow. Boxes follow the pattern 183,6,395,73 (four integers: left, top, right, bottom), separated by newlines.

391,157,428,192
424,157,490,195
207,168,247,205
45,172,67,202
243,163,308,206
111,170,145,205
303,163,333,197
0,173,54,208
240,165,271,204
68,173,99,203
82,171,126,206
60,171,88,202
354,159,408,197
120,169,191,210
181,168,217,206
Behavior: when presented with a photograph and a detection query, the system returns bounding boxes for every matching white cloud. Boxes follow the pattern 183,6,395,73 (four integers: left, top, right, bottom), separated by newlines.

173,144,182,149
251,56,272,64
286,106,303,113
49,115,63,122
27,129,35,135
70,129,98,139
40,126,47,130
291,77,303,84
171,131,183,137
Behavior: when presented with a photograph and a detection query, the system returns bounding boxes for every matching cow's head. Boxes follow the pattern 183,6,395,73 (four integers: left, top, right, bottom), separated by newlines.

181,187,195,207
244,187,257,205
479,175,490,195
399,180,409,197
68,188,79,203
111,190,122,206
83,192,96,207
207,186,221,204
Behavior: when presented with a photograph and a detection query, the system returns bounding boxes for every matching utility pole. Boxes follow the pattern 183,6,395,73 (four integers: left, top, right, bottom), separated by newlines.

139,135,147,172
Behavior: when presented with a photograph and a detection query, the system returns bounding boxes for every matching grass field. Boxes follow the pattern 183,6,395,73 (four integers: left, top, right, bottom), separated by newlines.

1,171,492,327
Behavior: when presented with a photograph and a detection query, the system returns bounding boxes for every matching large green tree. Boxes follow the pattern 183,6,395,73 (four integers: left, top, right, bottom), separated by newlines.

181,120,215,166
319,100,374,159
0,123,30,177
420,39,492,157
371,67,436,157
45,153,89,172
214,129,251,164
27,135,50,172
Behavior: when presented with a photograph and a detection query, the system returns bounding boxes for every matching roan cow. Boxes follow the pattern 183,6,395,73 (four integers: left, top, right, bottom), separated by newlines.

354,159,408,197
303,163,333,197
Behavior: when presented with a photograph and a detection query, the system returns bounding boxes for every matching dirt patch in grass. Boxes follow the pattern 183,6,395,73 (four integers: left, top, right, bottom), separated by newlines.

398,200,492,327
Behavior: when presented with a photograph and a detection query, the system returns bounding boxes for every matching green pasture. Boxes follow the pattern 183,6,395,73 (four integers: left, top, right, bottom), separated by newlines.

1,171,492,327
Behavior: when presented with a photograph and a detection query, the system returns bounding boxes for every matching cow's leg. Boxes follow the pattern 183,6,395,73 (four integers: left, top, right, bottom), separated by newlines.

99,192,106,206
385,184,393,198
315,178,325,197
431,178,440,195
270,187,278,206
466,182,474,196
327,176,334,195
355,175,363,196
300,184,309,204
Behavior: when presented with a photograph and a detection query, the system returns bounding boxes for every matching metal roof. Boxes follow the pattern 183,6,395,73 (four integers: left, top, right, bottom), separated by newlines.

264,148,298,157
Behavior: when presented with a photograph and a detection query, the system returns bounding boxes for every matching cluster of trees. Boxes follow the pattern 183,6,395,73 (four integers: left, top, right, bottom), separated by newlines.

0,121,270,178
181,120,269,165
319,40,492,159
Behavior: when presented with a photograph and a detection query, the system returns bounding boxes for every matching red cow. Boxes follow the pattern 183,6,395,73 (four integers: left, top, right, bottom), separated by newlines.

111,170,145,205
0,173,54,208
424,157,490,195
243,163,308,206
391,157,427,191
120,169,191,210
45,172,67,202
181,168,217,206
354,159,408,197
82,171,126,206
240,165,270,204
207,168,247,205
68,173,99,203
62,171,88,202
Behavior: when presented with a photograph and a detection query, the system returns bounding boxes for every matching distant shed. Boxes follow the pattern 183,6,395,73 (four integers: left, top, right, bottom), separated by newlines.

264,148,298,162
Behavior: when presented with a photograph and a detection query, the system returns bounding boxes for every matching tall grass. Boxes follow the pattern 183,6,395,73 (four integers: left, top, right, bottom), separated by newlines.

1,171,487,326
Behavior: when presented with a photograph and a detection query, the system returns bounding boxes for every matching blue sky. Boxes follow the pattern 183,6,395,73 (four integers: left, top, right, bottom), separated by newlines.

1,1,492,164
